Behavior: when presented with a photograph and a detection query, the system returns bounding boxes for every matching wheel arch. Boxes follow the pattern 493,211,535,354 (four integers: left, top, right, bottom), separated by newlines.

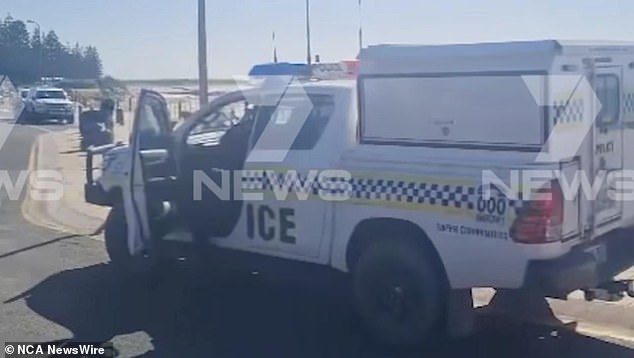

345,217,450,288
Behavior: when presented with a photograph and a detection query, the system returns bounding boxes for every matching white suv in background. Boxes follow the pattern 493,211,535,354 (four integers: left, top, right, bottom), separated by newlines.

23,87,74,124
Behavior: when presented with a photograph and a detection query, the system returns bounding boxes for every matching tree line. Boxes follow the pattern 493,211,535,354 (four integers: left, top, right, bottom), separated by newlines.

0,14,103,85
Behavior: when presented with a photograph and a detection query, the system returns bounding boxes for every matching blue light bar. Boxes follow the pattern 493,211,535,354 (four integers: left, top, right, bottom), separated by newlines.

248,62,311,77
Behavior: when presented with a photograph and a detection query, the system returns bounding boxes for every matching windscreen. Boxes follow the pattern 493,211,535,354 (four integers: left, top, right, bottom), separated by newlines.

35,90,66,99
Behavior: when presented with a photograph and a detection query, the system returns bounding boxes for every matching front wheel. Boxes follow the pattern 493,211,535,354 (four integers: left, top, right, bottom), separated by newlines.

352,239,446,346
23,107,37,123
104,204,155,278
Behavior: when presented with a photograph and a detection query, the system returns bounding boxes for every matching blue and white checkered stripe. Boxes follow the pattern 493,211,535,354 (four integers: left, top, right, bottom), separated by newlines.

624,93,634,114
348,179,475,209
240,171,524,210
624,92,634,124
241,171,320,195
242,170,266,190
552,99,584,124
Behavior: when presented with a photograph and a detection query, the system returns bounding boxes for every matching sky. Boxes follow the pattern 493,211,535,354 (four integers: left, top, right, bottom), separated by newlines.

3,0,633,79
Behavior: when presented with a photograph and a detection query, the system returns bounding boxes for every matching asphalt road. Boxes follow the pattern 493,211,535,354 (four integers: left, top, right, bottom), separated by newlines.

0,119,633,357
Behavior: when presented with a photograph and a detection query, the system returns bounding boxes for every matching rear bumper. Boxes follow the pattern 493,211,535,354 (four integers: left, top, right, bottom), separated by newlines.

31,111,73,119
523,232,633,297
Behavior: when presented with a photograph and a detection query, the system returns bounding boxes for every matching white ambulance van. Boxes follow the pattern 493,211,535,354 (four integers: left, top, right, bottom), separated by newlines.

85,40,634,345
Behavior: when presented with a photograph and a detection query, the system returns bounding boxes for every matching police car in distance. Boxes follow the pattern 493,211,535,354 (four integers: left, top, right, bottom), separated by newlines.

23,86,75,124
85,41,634,346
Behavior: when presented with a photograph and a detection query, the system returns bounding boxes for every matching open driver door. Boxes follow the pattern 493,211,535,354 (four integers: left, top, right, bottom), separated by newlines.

125,89,173,255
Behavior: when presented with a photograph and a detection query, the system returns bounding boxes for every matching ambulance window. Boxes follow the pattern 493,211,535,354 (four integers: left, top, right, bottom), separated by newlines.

251,95,334,150
596,74,620,126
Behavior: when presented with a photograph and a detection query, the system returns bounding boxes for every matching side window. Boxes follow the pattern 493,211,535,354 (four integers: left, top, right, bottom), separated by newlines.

136,97,169,150
595,74,621,126
186,99,253,146
251,95,335,151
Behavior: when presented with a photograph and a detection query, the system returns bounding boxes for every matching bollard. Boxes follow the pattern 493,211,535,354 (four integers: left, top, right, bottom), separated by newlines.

116,108,124,125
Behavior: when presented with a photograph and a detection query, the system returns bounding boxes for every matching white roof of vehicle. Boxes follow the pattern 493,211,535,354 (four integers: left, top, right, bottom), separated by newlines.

287,80,356,98
34,87,64,91
360,40,634,74
298,79,356,89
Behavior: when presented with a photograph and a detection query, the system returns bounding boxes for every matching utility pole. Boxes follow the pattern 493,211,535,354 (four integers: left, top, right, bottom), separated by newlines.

197,0,209,106
27,20,42,80
272,31,278,63
305,0,312,65
358,0,363,51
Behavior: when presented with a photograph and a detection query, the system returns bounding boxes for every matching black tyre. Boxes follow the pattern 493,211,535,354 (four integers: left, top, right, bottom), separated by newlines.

353,238,446,346
23,108,35,123
16,109,28,124
104,204,154,278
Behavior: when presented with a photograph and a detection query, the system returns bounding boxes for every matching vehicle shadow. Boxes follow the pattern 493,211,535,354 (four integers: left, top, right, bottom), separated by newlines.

10,262,634,358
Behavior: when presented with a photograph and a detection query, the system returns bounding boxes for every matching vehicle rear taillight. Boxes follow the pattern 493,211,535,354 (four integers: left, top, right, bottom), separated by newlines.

510,180,564,244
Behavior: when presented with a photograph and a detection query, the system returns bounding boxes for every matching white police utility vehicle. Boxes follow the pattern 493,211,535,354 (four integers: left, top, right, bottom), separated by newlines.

23,86,74,123
86,40,634,345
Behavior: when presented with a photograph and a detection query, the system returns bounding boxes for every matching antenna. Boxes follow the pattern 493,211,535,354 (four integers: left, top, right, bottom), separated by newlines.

358,0,363,51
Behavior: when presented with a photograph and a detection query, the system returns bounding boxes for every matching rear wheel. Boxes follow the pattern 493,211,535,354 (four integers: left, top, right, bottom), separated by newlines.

352,238,446,346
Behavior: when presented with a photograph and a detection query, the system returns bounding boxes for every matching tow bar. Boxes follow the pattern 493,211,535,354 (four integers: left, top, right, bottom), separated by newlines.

583,280,634,302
